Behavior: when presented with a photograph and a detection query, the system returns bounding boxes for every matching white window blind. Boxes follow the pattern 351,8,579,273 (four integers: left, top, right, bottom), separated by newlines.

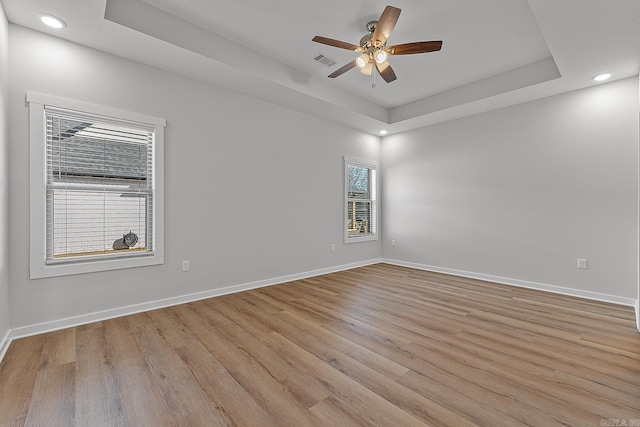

345,157,378,243
45,106,154,263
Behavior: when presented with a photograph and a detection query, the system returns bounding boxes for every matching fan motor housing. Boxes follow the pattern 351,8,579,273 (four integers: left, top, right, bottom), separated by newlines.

360,20,378,48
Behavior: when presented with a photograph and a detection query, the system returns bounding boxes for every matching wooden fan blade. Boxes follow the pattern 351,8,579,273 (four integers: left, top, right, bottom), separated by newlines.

328,60,358,78
375,60,397,83
371,6,401,46
312,36,361,51
387,41,443,55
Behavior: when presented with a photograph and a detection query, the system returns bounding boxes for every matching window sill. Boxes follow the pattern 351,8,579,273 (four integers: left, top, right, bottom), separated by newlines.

344,234,378,244
30,253,164,279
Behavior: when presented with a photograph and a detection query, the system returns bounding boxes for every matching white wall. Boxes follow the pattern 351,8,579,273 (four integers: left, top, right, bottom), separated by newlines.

8,25,380,329
0,3,10,349
382,77,639,304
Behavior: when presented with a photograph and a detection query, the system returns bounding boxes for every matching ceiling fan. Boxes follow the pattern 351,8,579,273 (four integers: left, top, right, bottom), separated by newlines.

312,5,442,83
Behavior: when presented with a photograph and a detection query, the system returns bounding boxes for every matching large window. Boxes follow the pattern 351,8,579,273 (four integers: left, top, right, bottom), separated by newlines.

344,156,378,243
28,93,165,278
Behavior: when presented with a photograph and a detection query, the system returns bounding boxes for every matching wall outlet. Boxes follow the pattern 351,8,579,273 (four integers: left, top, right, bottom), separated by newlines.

391,239,396,247
182,260,190,271
331,243,336,252
577,258,587,269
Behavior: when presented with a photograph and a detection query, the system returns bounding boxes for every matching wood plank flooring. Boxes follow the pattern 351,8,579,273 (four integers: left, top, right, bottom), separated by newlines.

1,263,639,426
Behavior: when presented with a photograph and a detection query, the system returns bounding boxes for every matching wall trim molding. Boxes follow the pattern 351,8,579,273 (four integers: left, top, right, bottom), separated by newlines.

0,330,10,365
383,258,638,308
0,258,382,364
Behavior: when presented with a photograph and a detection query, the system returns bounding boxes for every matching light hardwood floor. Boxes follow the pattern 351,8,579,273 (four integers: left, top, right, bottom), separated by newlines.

0,263,639,426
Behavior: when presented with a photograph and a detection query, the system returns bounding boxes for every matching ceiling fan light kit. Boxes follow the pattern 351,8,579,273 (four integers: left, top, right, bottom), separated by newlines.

356,53,369,68
312,5,443,84
374,50,388,64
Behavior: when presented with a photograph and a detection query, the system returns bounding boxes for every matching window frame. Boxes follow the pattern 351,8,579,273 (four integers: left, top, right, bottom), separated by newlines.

344,156,378,244
28,92,165,279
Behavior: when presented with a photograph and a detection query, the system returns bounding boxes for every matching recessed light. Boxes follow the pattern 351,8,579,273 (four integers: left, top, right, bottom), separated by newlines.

40,15,66,29
593,73,612,82
379,130,388,135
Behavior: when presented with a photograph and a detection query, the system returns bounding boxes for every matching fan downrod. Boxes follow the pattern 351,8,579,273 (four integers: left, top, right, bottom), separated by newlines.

360,21,378,48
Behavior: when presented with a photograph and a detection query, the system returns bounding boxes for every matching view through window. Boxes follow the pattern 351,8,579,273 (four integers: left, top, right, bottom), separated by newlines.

45,108,155,262
345,157,377,242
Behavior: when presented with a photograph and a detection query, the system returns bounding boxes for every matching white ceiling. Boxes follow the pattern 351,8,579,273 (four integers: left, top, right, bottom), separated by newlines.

2,0,640,135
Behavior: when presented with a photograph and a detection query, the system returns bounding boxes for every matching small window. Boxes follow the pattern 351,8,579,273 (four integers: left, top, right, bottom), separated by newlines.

344,157,378,243
28,92,165,278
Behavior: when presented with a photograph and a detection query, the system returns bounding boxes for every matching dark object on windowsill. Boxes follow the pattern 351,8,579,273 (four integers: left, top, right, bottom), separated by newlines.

113,231,138,250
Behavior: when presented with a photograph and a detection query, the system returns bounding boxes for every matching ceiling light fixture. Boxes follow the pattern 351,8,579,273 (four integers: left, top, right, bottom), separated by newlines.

40,14,66,29
356,53,370,69
360,62,373,75
593,73,612,82
379,130,388,135
374,49,388,64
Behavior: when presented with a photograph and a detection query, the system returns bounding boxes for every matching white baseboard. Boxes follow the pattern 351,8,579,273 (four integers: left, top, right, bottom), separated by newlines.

383,258,638,308
3,258,383,354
